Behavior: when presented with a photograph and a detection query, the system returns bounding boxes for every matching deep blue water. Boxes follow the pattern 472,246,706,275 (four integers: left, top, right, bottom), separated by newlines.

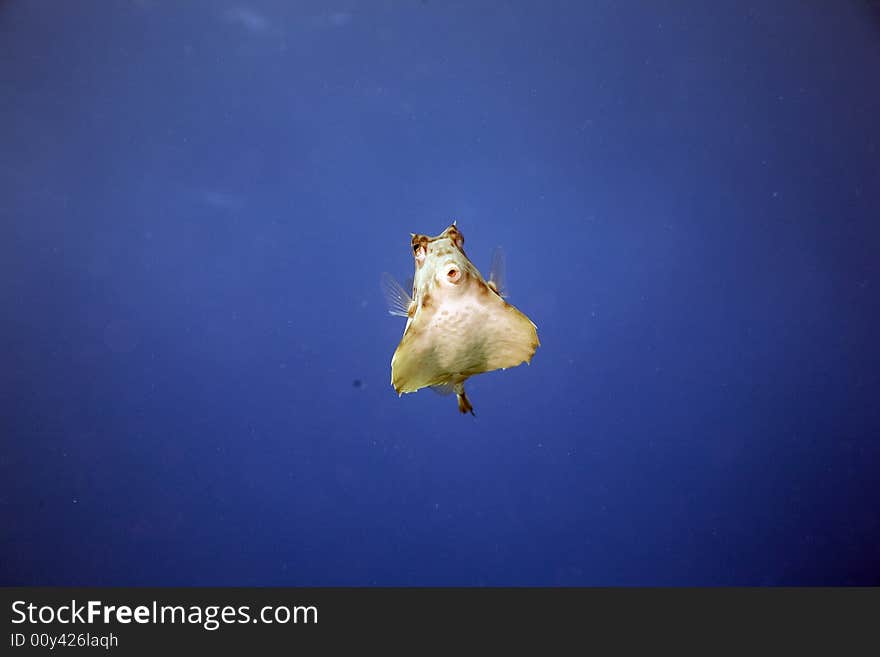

2,1,879,586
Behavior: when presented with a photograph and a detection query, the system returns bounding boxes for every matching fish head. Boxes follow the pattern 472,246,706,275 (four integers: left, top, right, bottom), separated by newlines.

410,222,480,304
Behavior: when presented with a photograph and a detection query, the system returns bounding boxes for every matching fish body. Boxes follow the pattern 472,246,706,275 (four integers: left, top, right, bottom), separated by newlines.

385,222,539,414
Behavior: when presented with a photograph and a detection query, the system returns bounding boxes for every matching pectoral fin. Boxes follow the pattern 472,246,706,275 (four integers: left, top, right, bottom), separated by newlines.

487,246,506,297
381,272,413,318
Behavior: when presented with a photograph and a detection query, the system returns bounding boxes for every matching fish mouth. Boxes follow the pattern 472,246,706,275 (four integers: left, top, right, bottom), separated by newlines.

434,258,464,287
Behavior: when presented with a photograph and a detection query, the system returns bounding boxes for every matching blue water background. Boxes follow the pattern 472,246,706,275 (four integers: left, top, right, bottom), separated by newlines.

2,1,879,585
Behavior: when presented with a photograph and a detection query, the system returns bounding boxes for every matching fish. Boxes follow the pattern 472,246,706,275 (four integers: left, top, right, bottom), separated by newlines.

383,222,540,415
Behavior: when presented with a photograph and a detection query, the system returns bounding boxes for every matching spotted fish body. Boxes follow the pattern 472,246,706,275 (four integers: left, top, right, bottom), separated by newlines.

387,223,539,414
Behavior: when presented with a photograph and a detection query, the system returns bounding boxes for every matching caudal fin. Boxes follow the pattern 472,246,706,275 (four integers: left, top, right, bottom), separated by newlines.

457,391,475,416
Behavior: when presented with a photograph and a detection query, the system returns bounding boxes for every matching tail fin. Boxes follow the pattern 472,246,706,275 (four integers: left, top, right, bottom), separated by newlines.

457,391,475,416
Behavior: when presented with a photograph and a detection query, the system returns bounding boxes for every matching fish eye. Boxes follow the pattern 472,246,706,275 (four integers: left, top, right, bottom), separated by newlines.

446,266,461,283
